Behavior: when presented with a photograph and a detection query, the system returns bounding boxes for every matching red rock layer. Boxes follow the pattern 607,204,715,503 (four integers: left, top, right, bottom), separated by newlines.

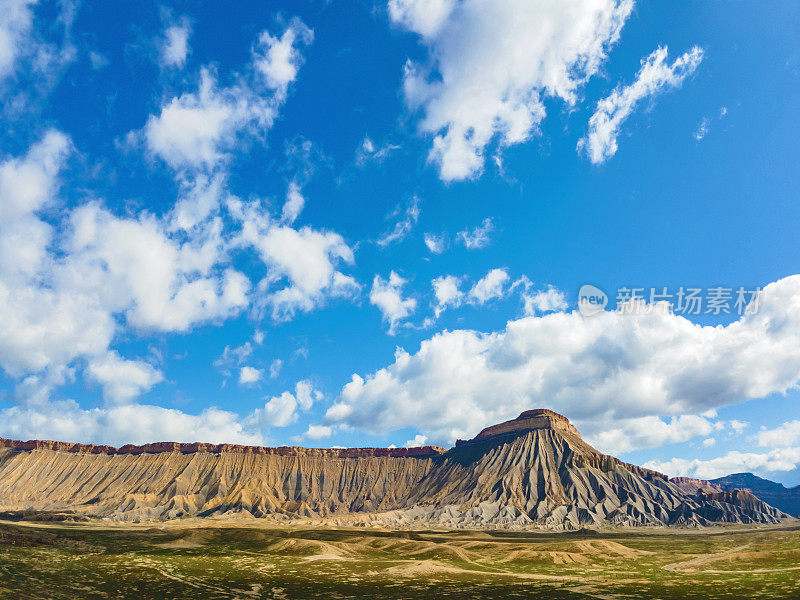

0,437,446,459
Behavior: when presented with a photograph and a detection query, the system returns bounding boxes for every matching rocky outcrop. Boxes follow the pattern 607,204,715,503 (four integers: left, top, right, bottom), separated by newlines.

0,437,446,458
457,409,581,445
709,473,800,517
670,477,726,495
0,410,791,528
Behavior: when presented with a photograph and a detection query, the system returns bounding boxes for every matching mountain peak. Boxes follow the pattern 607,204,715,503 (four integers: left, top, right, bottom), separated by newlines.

458,408,580,446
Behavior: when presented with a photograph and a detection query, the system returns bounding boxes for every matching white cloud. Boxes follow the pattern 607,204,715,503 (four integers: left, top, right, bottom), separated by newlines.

404,434,428,448
456,217,493,250
0,131,116,379
424,232,448,254
144,68,274,171
65,202,250,332
234,202,358,320
281,181,305,224
579,45,704,164
0,131,254,400
269,359,283,379
0,0,76,104
250,380,321,428
87,351,163,405
252,18,313,97
388,0,455,38
294,379,322,411
259,391,298,427
377,196,420,247
0,0,36,80
141,19,313,231
88,51,108,70
369,272,417,335
355,136,400,166
591,414,716,454
160,19,191,69
239,366,262,385
757,421,800,448
729,419,748,435
694,117,710,141
432,275,463,317
521,284,568,315
0,400,264,447
645,447,800,480
326,275,800,451
469,268,509,304
391,0,634,180
305,424,333,439
702,437,716,448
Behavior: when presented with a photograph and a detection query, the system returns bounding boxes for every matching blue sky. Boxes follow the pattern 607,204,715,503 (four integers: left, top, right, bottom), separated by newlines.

2,0,800,486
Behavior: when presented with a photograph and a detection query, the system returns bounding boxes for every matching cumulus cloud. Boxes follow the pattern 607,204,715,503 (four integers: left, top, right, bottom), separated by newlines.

390,0,634,180
0,0,75,90
729,419,748,435
645,447,800,480
757,421,800,448
144,68,275,172
87,351,163,405
239,366,262,385
232,198,359,320
432,275,463,317
404,434,428,448
304,424,333,439
281,181,305,224
0,18,358,417
66,202,250,332
160,18,191,69
519,282,568,315
139,19,313,231
469,268,509,304
579,45,704,164
591,414,716,454
251,380,322,428
456,217,493,249
0,400,264,447
0,0,37,80
252,18,313,97
370,272,417,335
0,379,325,446
326,275,800,452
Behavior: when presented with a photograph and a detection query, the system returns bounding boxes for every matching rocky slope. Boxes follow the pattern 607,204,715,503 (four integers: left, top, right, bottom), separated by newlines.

0,410,790,528
711,473,800,517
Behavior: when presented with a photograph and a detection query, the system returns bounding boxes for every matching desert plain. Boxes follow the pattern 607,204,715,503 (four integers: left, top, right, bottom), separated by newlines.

2,518,800,600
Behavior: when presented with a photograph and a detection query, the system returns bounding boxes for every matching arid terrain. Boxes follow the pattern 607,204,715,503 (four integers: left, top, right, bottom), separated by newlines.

2,410,798,598
0,411,788,528
1,520,800,599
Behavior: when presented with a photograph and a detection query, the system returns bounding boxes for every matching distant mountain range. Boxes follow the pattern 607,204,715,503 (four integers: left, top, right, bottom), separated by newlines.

710,473,800,518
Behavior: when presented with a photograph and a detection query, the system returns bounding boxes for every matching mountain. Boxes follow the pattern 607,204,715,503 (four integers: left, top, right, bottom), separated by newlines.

0,409,790,529
710,473,800,517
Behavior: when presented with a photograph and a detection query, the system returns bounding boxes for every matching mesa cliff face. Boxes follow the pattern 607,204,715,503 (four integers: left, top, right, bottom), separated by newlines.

0,410,790,528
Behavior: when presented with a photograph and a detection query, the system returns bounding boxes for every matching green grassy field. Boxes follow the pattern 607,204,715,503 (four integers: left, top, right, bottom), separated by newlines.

1,520,799,599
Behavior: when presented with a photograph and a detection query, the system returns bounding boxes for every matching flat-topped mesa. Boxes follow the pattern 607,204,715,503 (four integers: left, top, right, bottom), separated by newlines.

456,409,581,446
0,437,447,459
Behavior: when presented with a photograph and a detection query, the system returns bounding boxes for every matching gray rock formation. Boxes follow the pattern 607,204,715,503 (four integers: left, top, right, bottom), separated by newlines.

0,410,790,528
